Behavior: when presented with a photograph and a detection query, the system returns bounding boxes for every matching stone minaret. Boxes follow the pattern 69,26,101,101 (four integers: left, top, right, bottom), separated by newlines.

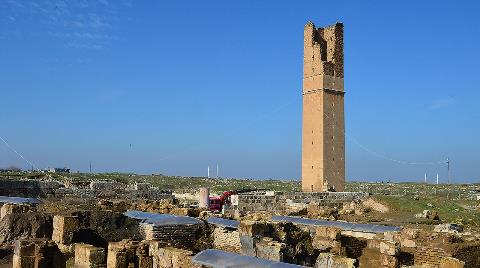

302,22,345,192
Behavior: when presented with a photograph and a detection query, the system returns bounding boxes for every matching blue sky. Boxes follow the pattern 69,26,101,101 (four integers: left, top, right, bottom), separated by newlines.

1,1,479,183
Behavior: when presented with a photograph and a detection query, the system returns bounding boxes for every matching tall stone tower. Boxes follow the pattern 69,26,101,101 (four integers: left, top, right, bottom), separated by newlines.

302,22,345,192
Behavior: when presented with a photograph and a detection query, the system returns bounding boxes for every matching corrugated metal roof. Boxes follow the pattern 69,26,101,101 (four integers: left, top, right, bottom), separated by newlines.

192,249,306,268
124,210,202,226
207,217,239,229
0,196,41,204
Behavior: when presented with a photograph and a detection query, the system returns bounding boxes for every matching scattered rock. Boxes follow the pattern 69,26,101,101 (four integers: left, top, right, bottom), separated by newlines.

434,223,464,234
308,202,339,220
414,210,440,220
315,253,356,268
362,198,389,213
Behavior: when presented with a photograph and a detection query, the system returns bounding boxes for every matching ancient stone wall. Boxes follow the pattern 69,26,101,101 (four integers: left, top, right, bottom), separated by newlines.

1,203,34,220
212,227,241,253
0,180,63,197
140,223,200,250
286,192,368,204
413,245,450,268
231,192,366,214
234,194,286,214
13,239,65,268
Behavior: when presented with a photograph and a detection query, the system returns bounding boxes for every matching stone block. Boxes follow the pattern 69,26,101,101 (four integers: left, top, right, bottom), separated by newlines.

239,235,257,256
400,238,416,248
440,257,465,268
315,226,341,240
239,220,269,236
401,228,420,239
13,239,64,268
315,253,356,268
255,238,285,262
381,254,398,268
52,215,79,244
75,243,106,267
379,240,399,256
151,247,200,268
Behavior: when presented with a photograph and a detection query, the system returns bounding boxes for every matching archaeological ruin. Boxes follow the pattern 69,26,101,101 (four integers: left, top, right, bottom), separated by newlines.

0,21,479,268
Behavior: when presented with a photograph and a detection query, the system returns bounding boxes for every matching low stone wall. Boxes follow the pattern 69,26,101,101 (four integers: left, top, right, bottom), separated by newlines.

54,187,175,201
414,245,450,268
234,194,286,213
231,192,368,214
1,203,34,220
140,223,201,250
106,240,201,268
13,239,65,268
0,179,63,197
285,192,368,204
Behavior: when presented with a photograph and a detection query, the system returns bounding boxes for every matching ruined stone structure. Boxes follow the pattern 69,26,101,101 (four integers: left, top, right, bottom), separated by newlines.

13,239,65,268
212,227,241,253
229,191,367,215
302,21,345,192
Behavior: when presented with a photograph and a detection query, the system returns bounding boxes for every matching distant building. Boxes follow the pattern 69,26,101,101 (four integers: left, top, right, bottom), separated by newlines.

43,167,70,173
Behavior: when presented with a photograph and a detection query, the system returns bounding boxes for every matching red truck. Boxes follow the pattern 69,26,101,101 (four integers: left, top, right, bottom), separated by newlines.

208,189,265,212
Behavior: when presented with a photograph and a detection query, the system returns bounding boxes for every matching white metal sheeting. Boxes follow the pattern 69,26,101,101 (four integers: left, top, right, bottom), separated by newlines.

271,215,401,233
124,210,202,226
207,217,239,229
0,196,41,204
192,249,306,268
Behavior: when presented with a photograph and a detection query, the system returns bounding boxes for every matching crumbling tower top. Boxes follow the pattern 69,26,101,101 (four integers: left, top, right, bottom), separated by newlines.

303,22,344,87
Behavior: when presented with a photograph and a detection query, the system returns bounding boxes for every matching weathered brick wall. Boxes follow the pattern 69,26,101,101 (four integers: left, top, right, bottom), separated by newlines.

286,192,368,205
212,227,241,253
414,246,450,268
0,180,63,197
231,192,367,214
13,239,65,268
234,194,286,213
140,223,200,251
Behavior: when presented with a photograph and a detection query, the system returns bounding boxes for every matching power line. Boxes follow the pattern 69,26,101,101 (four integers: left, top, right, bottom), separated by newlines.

0,135,37,170
317,106,446,166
